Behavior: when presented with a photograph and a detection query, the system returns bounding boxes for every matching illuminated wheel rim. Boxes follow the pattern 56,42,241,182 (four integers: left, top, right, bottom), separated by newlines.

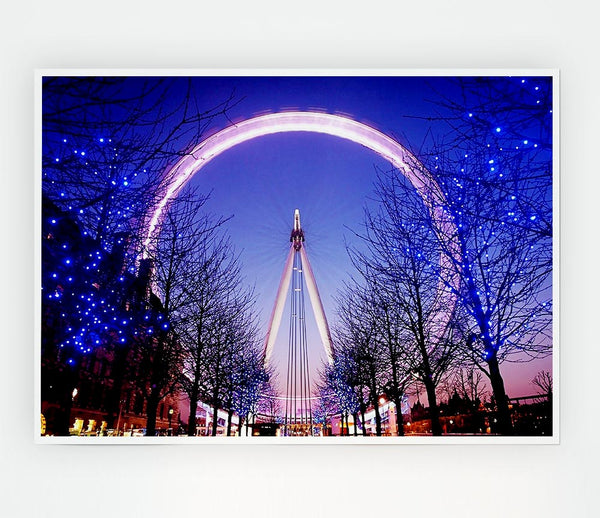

143,111,460,359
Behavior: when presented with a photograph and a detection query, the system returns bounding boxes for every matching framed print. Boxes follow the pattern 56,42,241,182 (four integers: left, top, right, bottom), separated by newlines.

36,70,557,443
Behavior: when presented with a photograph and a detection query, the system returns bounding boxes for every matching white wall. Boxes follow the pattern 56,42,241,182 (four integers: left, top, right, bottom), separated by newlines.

1,2,597,516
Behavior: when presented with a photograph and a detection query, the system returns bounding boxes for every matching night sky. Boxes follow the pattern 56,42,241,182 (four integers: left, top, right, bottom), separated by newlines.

44,74,554,400
165,75,553,399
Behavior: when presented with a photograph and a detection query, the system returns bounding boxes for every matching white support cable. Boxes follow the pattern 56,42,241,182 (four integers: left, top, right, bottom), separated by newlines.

262,247,294,366
300,246,334,363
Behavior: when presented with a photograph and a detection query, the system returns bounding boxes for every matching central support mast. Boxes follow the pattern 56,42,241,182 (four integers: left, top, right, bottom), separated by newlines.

284,210,312,435
262,209,334,436
263,210,334,367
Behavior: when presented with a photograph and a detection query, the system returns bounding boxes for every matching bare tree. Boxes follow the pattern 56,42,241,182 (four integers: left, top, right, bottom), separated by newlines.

42,77,237,256
189,281,261,437
371,281,428,436
139,188,232,436
450,366,489,412
224,333,267,436
333,285,386,436
41,76,238,435
416,77,553,434
343,167,458,436
531,370,553,400
176,231,244,436
313,380,339,436
254,377,281,427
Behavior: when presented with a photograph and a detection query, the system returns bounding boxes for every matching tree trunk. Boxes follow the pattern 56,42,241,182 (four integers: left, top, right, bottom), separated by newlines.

393,395,404,436
52,363,78,436
212,401,219,436
104,343,130,429
352,412,358,436
54,396,74,436
43,344,82,436
187,331,203,436
487,355,513,435
52,383,74,436
360,401,367,436
226,407,234,436
145,387,161,436
423,376,442,436
187,390,198,436
546,391,553,435
145,334,169,437
372,393,382,436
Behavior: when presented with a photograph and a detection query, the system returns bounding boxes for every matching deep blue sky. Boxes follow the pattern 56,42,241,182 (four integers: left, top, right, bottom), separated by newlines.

167,75,552,397
180,76,454,391
43,74,553,399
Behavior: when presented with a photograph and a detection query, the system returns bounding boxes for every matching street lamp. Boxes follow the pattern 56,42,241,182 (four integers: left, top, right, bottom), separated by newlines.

168,407,174,435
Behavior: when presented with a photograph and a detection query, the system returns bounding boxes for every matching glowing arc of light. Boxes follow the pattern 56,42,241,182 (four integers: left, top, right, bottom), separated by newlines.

143,111,461,362
263,247,294,365
299,245,334,362
262,239,334,367
143,112,445,252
